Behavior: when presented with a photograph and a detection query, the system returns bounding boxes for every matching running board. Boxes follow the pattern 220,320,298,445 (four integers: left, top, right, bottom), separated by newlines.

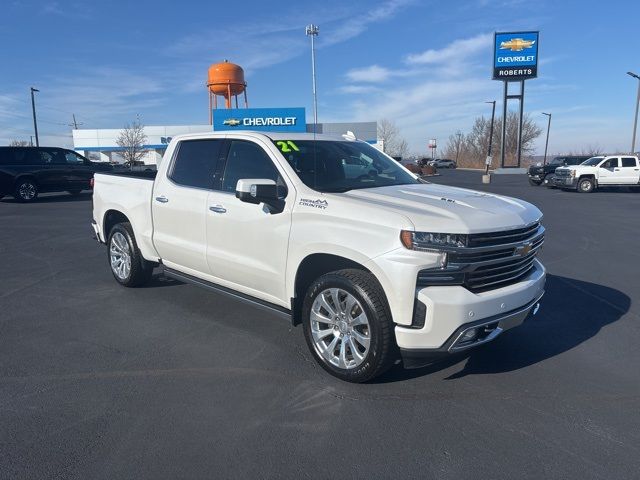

163,268,292,320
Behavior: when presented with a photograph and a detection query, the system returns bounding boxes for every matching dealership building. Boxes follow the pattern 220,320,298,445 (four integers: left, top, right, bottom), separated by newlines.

72,107,378,164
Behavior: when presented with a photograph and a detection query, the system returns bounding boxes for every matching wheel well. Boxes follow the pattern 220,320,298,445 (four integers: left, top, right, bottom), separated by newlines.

292,253,373,326
14,175,38,188
103,210,130,239
579,174,595,182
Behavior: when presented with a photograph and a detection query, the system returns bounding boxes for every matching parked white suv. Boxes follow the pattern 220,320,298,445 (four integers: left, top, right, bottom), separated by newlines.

553,155,640,192
92,132,546,382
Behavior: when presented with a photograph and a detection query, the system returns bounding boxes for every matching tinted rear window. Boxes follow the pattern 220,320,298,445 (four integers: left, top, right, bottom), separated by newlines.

621,157,637,167
170,139,223,189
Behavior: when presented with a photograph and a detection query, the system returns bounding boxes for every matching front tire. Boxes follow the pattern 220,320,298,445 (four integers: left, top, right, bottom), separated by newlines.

578,177,595,193
302,269,395,383
14,179,38,202
107,222,154,287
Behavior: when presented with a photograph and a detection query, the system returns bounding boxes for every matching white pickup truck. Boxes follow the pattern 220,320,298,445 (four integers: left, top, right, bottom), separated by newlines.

92,131,546,382
553,155,640,192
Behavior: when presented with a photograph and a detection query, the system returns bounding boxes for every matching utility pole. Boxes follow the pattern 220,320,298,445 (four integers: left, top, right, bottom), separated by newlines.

305,24,319,135
485,100,496,174
542,112,552,165
627,71,640,153
69,114,83,129
30,87,40,147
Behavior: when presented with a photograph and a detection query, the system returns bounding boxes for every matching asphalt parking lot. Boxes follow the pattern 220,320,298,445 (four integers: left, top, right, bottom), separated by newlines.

1,170,639,480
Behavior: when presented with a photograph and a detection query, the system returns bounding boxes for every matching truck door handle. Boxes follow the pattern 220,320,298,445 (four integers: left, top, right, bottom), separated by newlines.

155,196,169,203
209,205,227,213
614,168,620,171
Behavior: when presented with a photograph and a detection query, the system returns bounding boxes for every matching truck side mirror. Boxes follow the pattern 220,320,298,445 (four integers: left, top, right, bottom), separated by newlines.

235,179,284,213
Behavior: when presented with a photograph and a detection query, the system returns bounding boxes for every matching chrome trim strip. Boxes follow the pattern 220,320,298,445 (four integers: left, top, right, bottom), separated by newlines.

414,227,545,255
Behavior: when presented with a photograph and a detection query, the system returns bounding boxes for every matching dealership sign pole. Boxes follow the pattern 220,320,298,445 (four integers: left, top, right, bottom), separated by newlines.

493,31,539,168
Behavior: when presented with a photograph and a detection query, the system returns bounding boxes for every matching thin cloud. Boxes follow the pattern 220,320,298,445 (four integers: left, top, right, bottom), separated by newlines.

321,0,413,47
345,65,393,83
405,32,493,65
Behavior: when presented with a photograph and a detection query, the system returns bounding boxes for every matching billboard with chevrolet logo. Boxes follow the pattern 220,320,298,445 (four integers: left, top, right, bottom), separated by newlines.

493,31,539,80
213,107,306,132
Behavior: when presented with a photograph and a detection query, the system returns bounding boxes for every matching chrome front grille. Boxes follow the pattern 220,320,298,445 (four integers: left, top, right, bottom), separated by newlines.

417,223,544,293
467,222,540,247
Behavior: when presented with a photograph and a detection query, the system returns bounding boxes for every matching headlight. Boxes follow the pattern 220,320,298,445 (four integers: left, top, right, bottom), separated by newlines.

400,230,467,251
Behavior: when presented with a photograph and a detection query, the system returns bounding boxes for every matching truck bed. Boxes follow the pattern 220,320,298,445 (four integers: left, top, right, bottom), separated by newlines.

92,171,158,261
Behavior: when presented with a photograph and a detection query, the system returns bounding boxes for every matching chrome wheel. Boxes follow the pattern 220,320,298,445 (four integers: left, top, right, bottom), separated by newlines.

310,288,371,370
109,232,131,280
18,182,36,200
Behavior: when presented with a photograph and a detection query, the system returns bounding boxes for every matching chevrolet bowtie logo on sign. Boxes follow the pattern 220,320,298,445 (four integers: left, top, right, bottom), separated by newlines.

499,38,536,52
515,242,533,257
493,31,539,80
223,118,241,126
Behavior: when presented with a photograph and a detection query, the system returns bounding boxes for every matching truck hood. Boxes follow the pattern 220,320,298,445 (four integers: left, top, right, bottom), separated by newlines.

341,183,541,233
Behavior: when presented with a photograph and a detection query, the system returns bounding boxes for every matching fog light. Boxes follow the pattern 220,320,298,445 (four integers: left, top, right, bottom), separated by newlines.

460,328,478,343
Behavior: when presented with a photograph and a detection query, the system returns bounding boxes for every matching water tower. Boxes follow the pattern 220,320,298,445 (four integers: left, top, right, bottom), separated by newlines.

207,60,248,124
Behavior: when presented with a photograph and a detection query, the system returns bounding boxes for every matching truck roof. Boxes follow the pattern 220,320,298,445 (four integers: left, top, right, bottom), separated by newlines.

168,130,360,143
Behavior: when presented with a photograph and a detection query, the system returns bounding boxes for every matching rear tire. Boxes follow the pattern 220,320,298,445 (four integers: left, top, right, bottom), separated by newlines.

578,177,595,193
107,222,154,287
14,178,38,202
302,269,395,383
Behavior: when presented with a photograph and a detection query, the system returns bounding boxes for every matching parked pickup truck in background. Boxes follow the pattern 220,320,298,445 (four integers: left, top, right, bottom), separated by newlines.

527,155,590,186
92,131,546,382
553,155,640,192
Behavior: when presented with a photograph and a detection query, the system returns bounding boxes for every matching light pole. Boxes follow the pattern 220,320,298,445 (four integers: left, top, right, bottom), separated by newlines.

30,87,40,147
305,24,319,135
542,112,552,165
627,71,640,154
485,100,496,174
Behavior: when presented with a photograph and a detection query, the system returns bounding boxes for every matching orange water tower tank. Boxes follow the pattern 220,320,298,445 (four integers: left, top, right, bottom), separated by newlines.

207,60,248,120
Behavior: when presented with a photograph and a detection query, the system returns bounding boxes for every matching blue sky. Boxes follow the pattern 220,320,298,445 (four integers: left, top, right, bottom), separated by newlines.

1,0,639,155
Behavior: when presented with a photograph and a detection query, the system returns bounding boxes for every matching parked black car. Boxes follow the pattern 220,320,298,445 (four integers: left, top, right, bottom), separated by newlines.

527,156,591,186
0,146,113,202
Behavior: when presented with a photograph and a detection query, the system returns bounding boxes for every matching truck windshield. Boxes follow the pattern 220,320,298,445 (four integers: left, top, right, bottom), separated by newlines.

272,140,419,193
581,156,604,166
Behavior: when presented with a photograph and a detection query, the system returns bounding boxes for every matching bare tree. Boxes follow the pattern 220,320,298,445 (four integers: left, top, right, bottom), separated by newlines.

9,139,30,146
443,131,466,163
377,118,409,158
451,112,542,168
116,121,147,170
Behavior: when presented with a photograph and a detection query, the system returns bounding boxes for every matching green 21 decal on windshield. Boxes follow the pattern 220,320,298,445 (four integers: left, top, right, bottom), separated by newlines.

276,141,300,153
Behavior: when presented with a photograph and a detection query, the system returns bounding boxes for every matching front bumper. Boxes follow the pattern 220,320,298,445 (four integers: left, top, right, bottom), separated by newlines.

552,175,577,188
396,260,546,364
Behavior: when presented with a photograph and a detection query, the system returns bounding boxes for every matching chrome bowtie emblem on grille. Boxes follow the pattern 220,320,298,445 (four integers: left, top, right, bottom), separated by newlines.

515,242,533,257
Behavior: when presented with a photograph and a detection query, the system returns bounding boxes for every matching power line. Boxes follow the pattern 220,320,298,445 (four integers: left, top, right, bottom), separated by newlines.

69,114,83,129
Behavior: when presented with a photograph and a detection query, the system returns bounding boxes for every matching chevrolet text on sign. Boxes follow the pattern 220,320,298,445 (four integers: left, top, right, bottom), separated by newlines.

213,107,307,132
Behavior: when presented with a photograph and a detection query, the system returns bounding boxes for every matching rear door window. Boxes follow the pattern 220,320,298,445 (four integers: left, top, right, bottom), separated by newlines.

169,139,223,189
621,157,637,168
64,150,86,165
